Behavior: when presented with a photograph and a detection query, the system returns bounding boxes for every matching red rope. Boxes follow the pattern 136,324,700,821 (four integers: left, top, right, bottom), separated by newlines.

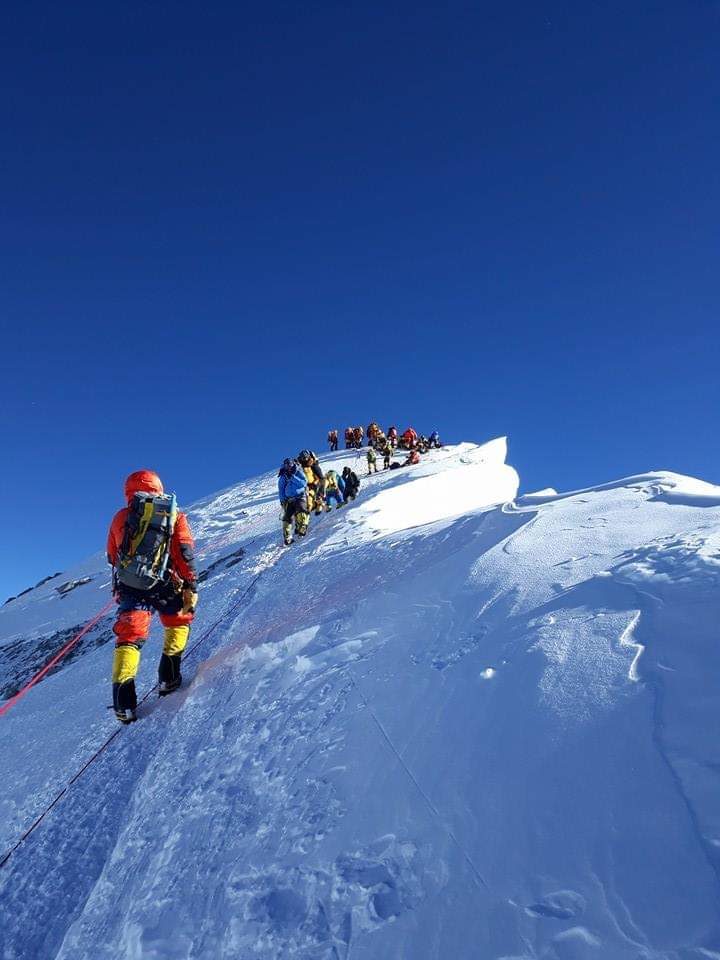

0,599,115,719
0,726,124,869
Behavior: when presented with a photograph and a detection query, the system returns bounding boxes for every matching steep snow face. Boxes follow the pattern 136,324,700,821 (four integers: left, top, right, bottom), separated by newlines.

1,441,720,960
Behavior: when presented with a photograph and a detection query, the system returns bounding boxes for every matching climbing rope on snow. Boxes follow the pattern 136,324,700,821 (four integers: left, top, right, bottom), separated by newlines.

0,564,269,870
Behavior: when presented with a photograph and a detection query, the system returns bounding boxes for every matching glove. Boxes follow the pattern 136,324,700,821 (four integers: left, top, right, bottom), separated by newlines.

182,585,198,614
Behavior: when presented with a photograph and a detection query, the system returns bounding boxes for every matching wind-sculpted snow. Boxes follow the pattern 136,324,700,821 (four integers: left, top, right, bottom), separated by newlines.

1,441,720,959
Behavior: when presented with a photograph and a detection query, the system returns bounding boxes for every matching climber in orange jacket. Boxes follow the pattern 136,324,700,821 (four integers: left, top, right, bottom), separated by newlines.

107,470,198,722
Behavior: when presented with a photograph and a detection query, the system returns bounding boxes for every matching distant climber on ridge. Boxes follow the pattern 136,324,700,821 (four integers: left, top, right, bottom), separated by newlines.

382,439,393,470
400,427,417,450
388,448,421,470
107,470,198,724
342,465,360,501
327,429,338,452
323,469,345,510
298,450,325,515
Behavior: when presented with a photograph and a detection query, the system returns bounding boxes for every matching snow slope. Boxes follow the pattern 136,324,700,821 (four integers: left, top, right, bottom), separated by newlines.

1,439,720,960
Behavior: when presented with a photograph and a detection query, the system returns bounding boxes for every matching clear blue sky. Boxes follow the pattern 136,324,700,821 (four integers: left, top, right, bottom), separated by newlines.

1,1,718,599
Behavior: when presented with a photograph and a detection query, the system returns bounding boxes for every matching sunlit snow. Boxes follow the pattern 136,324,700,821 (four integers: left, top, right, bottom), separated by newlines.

1,439,720,959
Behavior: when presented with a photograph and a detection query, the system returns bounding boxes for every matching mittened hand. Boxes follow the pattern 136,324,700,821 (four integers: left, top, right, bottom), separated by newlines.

182,587,198,614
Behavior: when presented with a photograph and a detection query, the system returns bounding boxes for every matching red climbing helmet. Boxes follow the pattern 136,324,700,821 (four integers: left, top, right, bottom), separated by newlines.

124,470,164,502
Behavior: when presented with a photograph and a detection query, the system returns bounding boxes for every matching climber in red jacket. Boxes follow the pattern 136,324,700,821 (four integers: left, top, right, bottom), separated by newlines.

107,470,198,722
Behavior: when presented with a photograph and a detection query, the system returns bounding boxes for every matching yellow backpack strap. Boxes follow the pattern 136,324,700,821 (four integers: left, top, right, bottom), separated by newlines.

120,500,155,568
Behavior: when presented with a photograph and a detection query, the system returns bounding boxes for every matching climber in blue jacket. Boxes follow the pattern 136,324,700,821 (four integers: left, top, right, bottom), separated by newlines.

323,469,346,510
278,458,309,545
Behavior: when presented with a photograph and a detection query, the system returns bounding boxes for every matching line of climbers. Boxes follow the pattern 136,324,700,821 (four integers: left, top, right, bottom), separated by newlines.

103,455,363,723
327,424,441,453
104,430,442,723
278,451,360,547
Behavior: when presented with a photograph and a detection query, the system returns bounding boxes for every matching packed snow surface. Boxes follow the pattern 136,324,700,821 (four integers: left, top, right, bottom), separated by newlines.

1,439,720,959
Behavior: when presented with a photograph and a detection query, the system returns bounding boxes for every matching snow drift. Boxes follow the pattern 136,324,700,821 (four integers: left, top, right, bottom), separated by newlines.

1,438,720,960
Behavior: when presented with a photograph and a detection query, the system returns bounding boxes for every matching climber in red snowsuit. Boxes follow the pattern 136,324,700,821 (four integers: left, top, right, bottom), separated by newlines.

107,470,198,720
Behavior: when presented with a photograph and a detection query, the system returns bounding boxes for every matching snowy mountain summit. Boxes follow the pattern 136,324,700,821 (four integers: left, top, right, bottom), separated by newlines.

2,438,720,960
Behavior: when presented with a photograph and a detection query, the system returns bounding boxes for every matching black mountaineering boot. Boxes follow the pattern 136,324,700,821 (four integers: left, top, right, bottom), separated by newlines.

113,680,138,723
158,653,183,696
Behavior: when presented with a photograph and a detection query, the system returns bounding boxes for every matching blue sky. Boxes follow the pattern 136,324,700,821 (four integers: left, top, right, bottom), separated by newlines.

1,0,718,598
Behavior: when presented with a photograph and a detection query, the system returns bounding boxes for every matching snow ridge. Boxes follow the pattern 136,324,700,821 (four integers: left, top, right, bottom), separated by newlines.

1,440,720,959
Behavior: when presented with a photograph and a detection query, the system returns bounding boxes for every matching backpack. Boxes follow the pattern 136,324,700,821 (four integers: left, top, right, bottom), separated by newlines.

115,492,177,591
326,470,338,491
